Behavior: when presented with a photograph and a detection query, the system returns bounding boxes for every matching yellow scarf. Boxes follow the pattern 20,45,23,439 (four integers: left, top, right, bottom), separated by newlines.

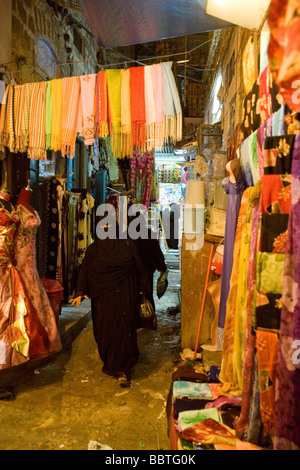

51,79,63,151
107,69,122,159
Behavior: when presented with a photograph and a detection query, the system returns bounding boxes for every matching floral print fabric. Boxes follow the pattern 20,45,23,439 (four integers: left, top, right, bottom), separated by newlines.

274,134,300,450
268,0,300,112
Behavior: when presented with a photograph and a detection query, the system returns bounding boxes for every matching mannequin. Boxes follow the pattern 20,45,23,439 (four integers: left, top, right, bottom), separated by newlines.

16,181,35,214
0,187,13,213
14,179,62,355
226,158,241,184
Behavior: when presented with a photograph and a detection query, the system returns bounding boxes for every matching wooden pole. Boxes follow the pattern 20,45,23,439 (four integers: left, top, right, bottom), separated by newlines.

193,243,214,360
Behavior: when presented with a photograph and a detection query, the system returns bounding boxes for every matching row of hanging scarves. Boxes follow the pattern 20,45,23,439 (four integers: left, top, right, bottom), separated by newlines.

0,61,182,161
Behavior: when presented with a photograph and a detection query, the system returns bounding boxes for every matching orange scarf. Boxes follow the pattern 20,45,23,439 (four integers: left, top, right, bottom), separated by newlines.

130,66,146,150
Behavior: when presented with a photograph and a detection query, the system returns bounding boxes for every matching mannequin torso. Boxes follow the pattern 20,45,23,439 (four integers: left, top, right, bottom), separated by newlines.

16,188,35,215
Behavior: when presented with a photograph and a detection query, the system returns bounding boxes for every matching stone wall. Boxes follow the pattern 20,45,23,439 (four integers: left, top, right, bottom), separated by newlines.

10,0,98,84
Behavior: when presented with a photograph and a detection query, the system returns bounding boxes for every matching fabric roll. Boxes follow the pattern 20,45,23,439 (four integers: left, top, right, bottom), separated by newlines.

28,81,47,161
130,66,146,150
50,79,63,152
61,76,81,158
107,69,122,158
80,73,97,146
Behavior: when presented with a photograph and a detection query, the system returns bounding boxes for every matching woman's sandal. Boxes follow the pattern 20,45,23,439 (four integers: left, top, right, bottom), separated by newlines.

115,374,131,388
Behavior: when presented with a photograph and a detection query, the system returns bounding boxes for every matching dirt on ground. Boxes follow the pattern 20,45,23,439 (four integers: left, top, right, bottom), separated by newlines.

0,270,182,451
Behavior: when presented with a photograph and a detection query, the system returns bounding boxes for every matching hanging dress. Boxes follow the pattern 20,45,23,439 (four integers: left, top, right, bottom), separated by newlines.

217,175,244,350
0,205,49,369
14,204,62,354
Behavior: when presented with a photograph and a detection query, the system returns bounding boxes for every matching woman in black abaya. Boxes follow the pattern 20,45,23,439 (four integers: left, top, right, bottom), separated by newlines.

71,226,151,388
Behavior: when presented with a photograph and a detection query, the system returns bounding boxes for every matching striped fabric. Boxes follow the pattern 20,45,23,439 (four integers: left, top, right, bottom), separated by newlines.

21,83,34,152
15,84,24,152
0,85,15,153
45,81,53,150
0,85,10,154
50,79,63,152
28,81,47,161
61,76,81,158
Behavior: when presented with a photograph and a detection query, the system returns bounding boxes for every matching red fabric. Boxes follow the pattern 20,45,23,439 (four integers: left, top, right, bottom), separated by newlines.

130,66,146,149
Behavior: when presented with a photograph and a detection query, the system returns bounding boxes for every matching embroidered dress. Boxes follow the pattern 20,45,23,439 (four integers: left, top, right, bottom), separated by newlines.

217,176,244,349
14,204,62,354
0,205,49,369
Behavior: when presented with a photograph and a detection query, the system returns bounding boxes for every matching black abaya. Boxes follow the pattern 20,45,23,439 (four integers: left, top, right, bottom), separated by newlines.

75,237,150,377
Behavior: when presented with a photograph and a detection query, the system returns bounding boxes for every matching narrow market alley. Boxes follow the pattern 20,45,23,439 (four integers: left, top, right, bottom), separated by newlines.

0,270,181,451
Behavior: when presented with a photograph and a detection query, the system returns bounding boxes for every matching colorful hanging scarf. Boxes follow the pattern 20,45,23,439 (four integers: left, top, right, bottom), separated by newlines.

0,85,15,153
218,186,256,393
21,83,34,153
45,81,53,150
144,65,156,151
106,69,122,158
151,63,164,149
28,81,47,161
130,66,146,150
120,69,132,158
80,73,96,145
50,79,63,152
61,76,81,158
95,71,109,138
161,61,182,144
256,330,279,437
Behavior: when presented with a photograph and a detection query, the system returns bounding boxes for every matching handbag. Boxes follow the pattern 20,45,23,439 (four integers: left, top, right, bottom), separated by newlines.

139,295,157,330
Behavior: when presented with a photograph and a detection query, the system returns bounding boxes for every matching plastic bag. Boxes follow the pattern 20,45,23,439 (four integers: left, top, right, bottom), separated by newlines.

156,270,168,299
140,296,157,330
